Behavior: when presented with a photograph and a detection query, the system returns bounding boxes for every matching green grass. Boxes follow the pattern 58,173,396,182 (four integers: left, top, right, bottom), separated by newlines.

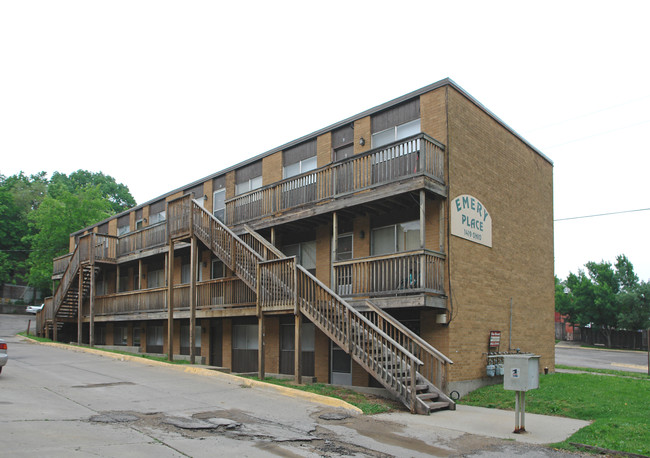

460,372,650,455
244,376,402,415
556,364,650,379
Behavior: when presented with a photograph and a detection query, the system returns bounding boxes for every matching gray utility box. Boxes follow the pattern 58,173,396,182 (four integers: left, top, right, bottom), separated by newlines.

503,354,540,391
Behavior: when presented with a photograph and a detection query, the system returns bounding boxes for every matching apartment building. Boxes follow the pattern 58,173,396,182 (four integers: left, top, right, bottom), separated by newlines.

41,78,554,413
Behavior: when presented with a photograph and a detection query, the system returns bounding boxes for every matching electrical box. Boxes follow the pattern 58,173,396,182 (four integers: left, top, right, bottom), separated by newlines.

503,354,540,391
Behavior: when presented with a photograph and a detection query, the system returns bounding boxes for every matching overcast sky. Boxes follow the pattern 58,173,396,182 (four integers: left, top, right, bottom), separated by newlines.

1,1,649,281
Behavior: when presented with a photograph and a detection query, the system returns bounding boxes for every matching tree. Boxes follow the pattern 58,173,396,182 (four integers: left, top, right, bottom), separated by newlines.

0,182,29,284
50,170,135,214
560,255,644,348
25,184,114,293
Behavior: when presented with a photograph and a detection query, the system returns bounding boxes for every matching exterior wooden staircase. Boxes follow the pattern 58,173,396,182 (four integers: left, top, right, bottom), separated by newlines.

182,196,454,414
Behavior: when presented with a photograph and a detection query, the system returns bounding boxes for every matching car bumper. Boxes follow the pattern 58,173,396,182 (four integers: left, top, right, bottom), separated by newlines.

0,354,7,367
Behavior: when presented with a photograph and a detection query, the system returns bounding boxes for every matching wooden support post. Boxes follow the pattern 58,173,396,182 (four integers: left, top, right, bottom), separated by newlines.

167,240,175,361
138,259,143,290
270,227,276,247
419,190,426,288
116,264,120,293
331,212,338,290
77,267,83,344
294,313,302,384
89,263,95,348
258,313,265,380
439,200,445,252
53,315,58,342
189,236,197,364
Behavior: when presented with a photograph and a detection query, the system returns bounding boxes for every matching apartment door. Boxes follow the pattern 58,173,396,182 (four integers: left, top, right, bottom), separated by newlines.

210,320,222,367
330,342,352,385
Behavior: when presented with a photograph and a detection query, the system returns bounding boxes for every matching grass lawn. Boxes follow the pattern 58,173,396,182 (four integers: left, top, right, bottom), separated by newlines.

243,376,404,415
460,371,650,456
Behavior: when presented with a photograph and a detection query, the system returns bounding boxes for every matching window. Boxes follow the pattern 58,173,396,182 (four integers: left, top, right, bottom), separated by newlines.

332,125,354,162
146,324,164,353
113,325,128,346
149,210,166,224
117,224,130,236
371,221,420,256
283,241,316,275
235,175,263,195
211,259,225,279
135,219,144,230
336,233,353,261
232,324,258,351
372,118,421,148
180,322,202,356
181,258,191,284
283,156,317,179
213,189,226,222
148,268,165,289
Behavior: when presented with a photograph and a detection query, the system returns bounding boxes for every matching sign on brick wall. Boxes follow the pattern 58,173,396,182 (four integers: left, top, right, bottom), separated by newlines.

450,194,492,247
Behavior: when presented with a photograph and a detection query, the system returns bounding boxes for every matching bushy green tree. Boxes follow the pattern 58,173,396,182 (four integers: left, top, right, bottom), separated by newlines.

559,254,647,347
50,170,135,214
25,183,114,293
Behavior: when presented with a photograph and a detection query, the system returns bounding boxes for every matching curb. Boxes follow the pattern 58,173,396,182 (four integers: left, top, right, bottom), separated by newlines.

26,337,362,414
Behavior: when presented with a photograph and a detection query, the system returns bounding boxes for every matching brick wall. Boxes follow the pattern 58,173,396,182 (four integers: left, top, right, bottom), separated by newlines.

354,116,371,155
263,151,283,186
420,87,448,145
445,87,555,382
264,315,280,374
314,326,329,383
317,132,332,167
222,318,232,369
315,224,331,287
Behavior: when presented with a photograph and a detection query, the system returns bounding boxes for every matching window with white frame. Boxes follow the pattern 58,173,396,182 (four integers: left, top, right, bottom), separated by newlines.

235,175,263,195
213,189,226,222
371,220,420,256
372,118,421,148
283,156,317,179
283,241,316,275
117,224,130,236
149,210,166,224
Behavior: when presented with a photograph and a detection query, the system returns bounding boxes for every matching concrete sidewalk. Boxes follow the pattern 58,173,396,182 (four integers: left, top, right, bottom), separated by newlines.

378,405,591,445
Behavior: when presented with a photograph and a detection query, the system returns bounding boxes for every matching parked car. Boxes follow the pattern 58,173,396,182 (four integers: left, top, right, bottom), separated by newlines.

26,304,44,314
0,339,7,374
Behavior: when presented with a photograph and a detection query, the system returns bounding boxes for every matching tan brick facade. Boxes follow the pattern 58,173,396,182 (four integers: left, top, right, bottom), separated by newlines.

444,87,554,383
263,151,283,186
62,79,553,396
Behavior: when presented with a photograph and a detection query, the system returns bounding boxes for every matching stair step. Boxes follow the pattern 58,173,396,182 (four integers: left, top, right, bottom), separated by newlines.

423,401,450,412
418,392,440,401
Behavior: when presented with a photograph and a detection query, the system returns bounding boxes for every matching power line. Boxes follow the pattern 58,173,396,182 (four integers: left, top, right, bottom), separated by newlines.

555,207,650,222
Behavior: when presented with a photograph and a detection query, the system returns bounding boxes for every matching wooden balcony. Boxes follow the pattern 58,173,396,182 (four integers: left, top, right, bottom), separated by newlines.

333,249,446,303
90,277,255,318
226,133,445,228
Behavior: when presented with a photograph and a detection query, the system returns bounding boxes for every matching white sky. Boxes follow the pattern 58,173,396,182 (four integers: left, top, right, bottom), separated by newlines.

1,1,649,281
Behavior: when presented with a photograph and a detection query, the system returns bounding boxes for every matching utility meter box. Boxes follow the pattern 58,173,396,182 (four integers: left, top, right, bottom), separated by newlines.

503,354,540,391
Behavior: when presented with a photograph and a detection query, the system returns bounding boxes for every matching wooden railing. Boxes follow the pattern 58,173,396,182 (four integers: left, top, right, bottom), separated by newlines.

241,225,284,260
189,200,424,411
196,277,255,309
53,239,81,318
191,200,263,290
168,194,193,240
94,287,168,315
258,257,297,313
52,254,72,278
226,133,445,225
361,300,452,392
117,222,166,256
333,249,445,297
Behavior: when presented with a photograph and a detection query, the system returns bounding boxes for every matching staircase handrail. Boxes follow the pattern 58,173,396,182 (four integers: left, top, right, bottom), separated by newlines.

191,200,426,411
363,299,453,366
242,224,284,260
296,264,424,367
52,240,81,318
